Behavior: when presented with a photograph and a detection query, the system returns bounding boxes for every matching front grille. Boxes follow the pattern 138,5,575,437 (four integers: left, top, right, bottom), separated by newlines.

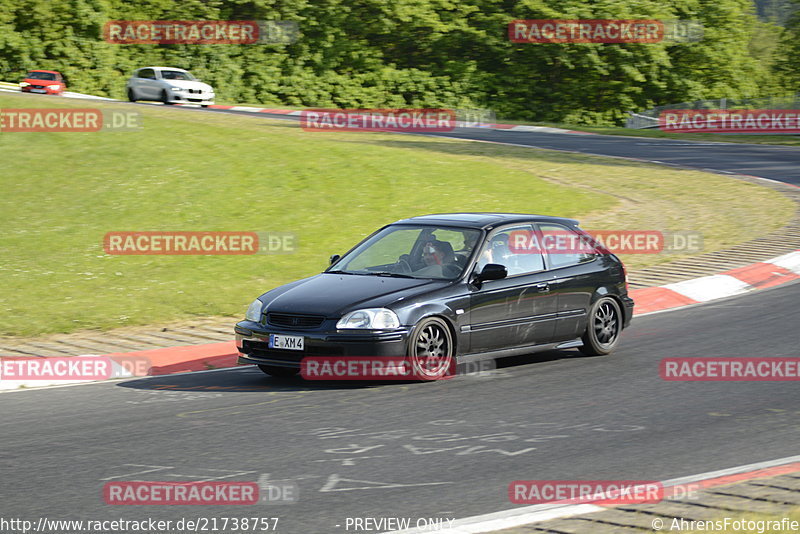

31,85,44,89
267,313,325,329
245,342,304,363
243,340,343,361
188,88,201,94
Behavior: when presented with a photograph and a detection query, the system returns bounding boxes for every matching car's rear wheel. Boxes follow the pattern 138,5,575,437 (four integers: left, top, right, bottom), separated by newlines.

161,89,173,105
258,365,299,378
579,297,622,356
127,88,136,102
408,317,455,380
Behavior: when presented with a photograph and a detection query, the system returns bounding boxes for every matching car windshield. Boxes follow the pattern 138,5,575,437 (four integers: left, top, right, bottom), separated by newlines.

26,71,56,81
160,70,195,81
329,225,481,280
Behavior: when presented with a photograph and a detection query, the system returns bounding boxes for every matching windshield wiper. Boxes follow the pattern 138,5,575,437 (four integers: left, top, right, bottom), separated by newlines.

326,270,416,278
327,270,384,276
372,271,417,279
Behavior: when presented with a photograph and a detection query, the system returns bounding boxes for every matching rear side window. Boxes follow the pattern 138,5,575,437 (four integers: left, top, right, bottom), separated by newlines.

537,223,596,269
138,69,155,79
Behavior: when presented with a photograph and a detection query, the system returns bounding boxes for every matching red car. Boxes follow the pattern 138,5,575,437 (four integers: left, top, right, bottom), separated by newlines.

20,70,66,95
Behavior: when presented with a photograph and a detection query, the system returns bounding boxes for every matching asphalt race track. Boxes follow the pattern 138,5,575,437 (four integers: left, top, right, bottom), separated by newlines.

3,282,799,532
429,128,800,185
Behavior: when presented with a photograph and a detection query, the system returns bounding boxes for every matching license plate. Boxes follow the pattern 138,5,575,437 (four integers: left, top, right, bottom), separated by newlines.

268,334,304,351
30,89,46,93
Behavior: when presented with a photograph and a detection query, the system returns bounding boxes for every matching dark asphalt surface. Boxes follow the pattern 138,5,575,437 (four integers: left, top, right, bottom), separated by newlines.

2,281,799,533
426,128,800,185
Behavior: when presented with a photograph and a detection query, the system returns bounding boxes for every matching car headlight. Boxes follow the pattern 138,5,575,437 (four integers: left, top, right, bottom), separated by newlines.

19,82,29,87
169,86,183,91
245,299,264,322
336,308,400,330
47,85,60,90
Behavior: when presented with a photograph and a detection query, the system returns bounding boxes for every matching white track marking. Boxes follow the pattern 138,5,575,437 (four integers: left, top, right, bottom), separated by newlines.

0,364,253,394
770,250,800,274
664,274,751,302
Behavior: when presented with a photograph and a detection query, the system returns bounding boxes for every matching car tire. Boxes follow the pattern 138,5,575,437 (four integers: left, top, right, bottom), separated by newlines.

257,365,300,378
127,88,136,102
579,297,622,356
161,89,173,105
408,317,455,380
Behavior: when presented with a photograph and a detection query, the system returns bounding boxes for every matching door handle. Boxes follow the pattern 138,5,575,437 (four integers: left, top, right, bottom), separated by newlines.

535,282,550,292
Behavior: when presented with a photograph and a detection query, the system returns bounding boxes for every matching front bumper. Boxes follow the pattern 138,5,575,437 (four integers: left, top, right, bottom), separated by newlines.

21,86,61,95
235,321,411,369
168,91,215,105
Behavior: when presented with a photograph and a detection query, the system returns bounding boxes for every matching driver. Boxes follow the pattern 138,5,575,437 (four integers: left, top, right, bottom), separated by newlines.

414,240,456,277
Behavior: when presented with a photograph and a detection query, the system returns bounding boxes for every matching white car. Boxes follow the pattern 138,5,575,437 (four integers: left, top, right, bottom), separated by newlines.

126,67,215,107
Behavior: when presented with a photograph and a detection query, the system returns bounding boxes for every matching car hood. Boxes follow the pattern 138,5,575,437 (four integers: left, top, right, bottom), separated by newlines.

23,78,61,85
261,273,448,317
166,79,213,91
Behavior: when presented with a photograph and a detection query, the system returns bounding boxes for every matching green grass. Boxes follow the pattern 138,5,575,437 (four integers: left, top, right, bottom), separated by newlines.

0,93,794,337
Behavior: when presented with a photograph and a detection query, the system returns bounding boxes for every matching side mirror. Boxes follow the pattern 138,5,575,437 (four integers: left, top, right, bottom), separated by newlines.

476,263,507,282
329,254,341,265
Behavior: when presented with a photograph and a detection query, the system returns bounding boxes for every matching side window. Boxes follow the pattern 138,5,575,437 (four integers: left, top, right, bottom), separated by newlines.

476,224,545,276
138,69,155,79
537,223,596,269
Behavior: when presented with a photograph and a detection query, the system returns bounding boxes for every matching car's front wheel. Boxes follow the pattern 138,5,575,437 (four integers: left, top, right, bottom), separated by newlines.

161,89,173,105
258,365,299,378
408,317,455,380
579,297,622,356
127,88,137,102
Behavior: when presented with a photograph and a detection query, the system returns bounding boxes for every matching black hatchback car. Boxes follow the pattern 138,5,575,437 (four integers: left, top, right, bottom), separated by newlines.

236,213,634,379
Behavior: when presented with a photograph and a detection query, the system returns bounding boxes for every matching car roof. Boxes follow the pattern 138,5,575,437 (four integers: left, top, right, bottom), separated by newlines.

137,66,189,71
391,213,580,230
26,70,60,74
